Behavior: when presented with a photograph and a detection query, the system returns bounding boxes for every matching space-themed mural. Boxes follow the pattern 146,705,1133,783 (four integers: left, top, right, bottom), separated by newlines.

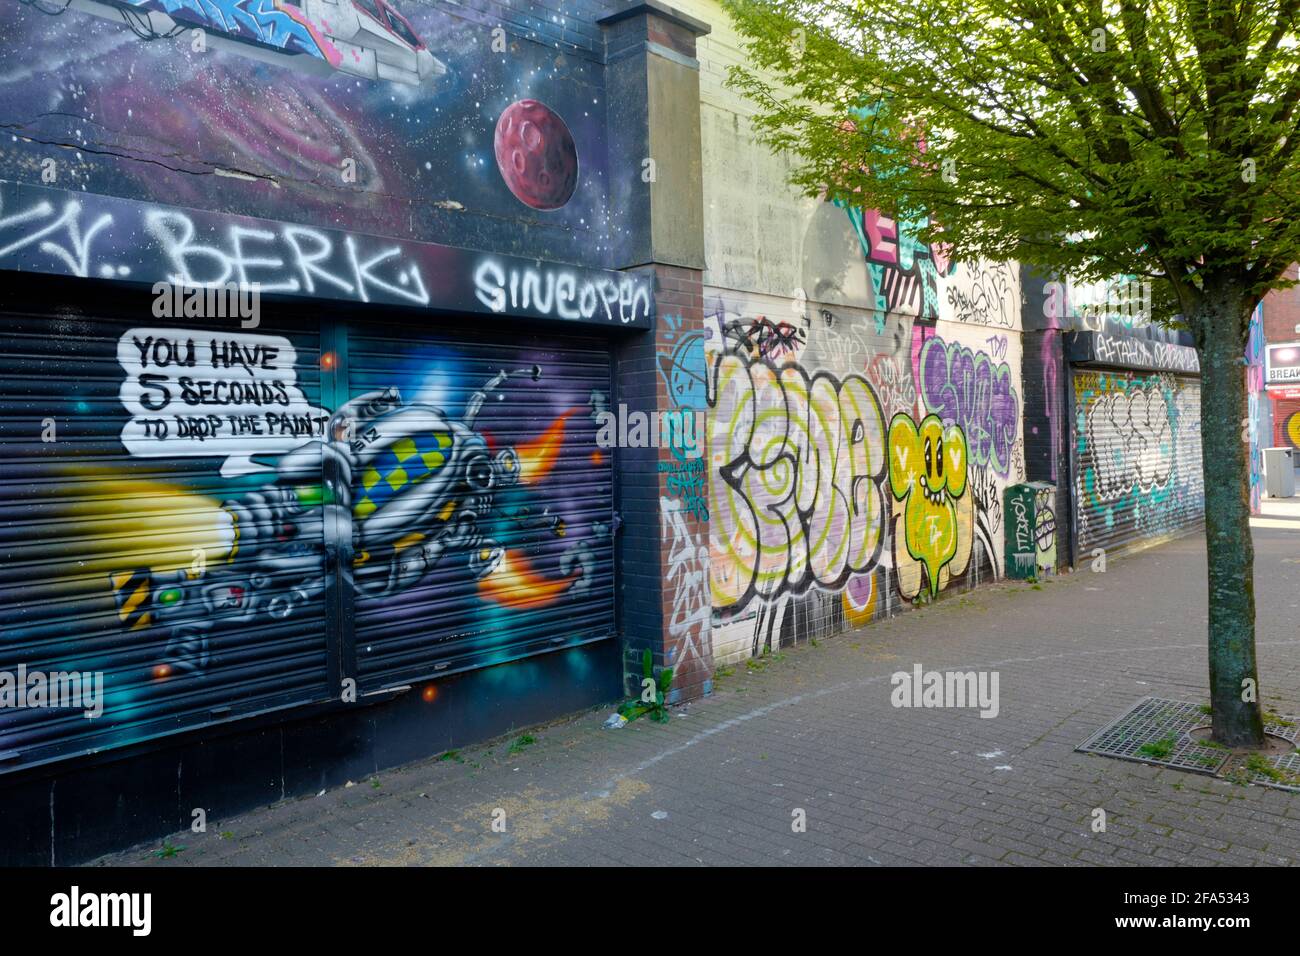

64,0,446,86
0,0,647,779
0,0,624,268
0,312,616,766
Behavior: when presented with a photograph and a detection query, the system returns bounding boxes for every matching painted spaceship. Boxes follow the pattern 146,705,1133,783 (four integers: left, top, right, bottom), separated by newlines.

67,0,446,85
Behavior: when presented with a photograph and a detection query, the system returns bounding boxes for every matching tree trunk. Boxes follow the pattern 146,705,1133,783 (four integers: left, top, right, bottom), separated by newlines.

1194,279,1264,748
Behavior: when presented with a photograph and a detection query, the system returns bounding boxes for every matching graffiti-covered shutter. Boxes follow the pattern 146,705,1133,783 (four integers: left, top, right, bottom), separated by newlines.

1072,369,1205,557
1273,396,1300,449
0,311,333,770
344,322,615,690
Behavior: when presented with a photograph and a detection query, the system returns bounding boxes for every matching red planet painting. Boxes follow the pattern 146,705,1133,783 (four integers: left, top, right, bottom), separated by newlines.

493,99,579,210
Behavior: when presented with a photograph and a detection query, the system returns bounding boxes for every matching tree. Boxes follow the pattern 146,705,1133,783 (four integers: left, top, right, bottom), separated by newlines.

723,0,1300,747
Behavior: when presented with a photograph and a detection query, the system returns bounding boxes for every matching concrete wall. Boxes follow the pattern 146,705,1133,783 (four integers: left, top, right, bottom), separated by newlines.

679,0,866,304
672,0,1030,669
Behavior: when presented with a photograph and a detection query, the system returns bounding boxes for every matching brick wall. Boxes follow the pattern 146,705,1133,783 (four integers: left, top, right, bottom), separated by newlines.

1262,264,1300,343
611,264,711,703
611,260,663,699
653,265,712,700
600,4,713,704
1256,264,1298,450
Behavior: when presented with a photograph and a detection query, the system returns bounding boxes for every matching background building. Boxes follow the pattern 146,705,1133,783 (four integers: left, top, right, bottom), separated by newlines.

1260,264,1300,459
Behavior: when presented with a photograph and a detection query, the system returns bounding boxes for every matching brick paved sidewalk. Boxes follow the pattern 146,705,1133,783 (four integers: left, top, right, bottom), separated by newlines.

91,527,1300,867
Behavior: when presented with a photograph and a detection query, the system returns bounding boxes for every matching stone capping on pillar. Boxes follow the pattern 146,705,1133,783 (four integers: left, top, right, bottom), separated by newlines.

597,0,712,38
600,0,713,705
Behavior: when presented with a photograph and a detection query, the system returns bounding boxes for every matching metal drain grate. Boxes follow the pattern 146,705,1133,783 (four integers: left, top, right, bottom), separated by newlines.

1263,714,1299,744
1235,716,1300,792
1077,697,1229,774
1079,697,1300,792
1236,751,1300,792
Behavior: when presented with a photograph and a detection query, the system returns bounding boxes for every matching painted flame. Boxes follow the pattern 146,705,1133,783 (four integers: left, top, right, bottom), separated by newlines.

515,409,577,485
477,550,576,609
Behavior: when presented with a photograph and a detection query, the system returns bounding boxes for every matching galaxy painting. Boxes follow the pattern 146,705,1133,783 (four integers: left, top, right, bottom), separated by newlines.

0,0,616,266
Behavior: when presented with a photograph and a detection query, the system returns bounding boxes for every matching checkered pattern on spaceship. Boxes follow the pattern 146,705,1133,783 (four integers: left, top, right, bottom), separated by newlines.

354,432,454,519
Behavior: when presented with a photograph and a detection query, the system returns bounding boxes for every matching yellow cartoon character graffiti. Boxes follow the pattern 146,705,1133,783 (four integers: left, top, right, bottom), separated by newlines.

888,414,969,598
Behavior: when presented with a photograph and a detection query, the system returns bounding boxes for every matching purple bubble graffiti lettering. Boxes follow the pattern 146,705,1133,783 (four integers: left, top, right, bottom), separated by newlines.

919,333,1019,477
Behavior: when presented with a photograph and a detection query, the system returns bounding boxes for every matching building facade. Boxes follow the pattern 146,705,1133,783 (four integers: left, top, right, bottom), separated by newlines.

0,0,716,864
0,0,1227,863
1260,264,1300,455
1021,273,1208,563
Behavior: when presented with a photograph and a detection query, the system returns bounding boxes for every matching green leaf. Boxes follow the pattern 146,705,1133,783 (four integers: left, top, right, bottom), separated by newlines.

619,701,650,719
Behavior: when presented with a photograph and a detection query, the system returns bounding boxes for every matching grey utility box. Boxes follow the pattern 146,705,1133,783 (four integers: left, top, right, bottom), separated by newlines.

1264,447,1296,498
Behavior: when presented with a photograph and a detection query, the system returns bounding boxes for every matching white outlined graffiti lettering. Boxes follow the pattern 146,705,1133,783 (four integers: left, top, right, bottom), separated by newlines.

473,258,651,324
708,352,888,608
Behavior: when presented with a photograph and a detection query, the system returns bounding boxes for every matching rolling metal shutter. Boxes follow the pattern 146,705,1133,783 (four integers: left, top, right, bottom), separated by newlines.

1273,396,1300,448
1072,368,1205,557
343,322,615,690
0,310,333,770
0,306,616,769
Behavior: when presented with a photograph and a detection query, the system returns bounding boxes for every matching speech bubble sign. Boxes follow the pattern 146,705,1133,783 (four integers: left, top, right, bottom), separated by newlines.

118,327,330,477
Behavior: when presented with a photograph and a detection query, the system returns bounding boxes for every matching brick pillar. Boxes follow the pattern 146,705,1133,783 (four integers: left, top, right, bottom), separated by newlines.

651,264,710,701
601,2,712,702
1021,265,1073,569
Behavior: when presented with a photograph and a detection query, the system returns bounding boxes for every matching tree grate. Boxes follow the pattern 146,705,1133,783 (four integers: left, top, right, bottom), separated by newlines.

1232,717,1300,792
1077,697,1230,774
1078,698,1300,792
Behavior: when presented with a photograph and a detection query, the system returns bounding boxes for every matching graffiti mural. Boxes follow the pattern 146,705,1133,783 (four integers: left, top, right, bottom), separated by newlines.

1073,370,1204,553
654,310,712,691
943,260,1020,328
0,182,653,327
69,0,445,85
0,315,614,768
841,205,950,325
660,495,710,697
1246,305,1265,514
705,275,1025,664
917,331,1019,476
126,333,607,676
656,313,709,412
0,0,620,270
1003,482,1056,580
887,413,968,598
1034,484,1057,573
1085,386,1175,502
708,349,888,608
